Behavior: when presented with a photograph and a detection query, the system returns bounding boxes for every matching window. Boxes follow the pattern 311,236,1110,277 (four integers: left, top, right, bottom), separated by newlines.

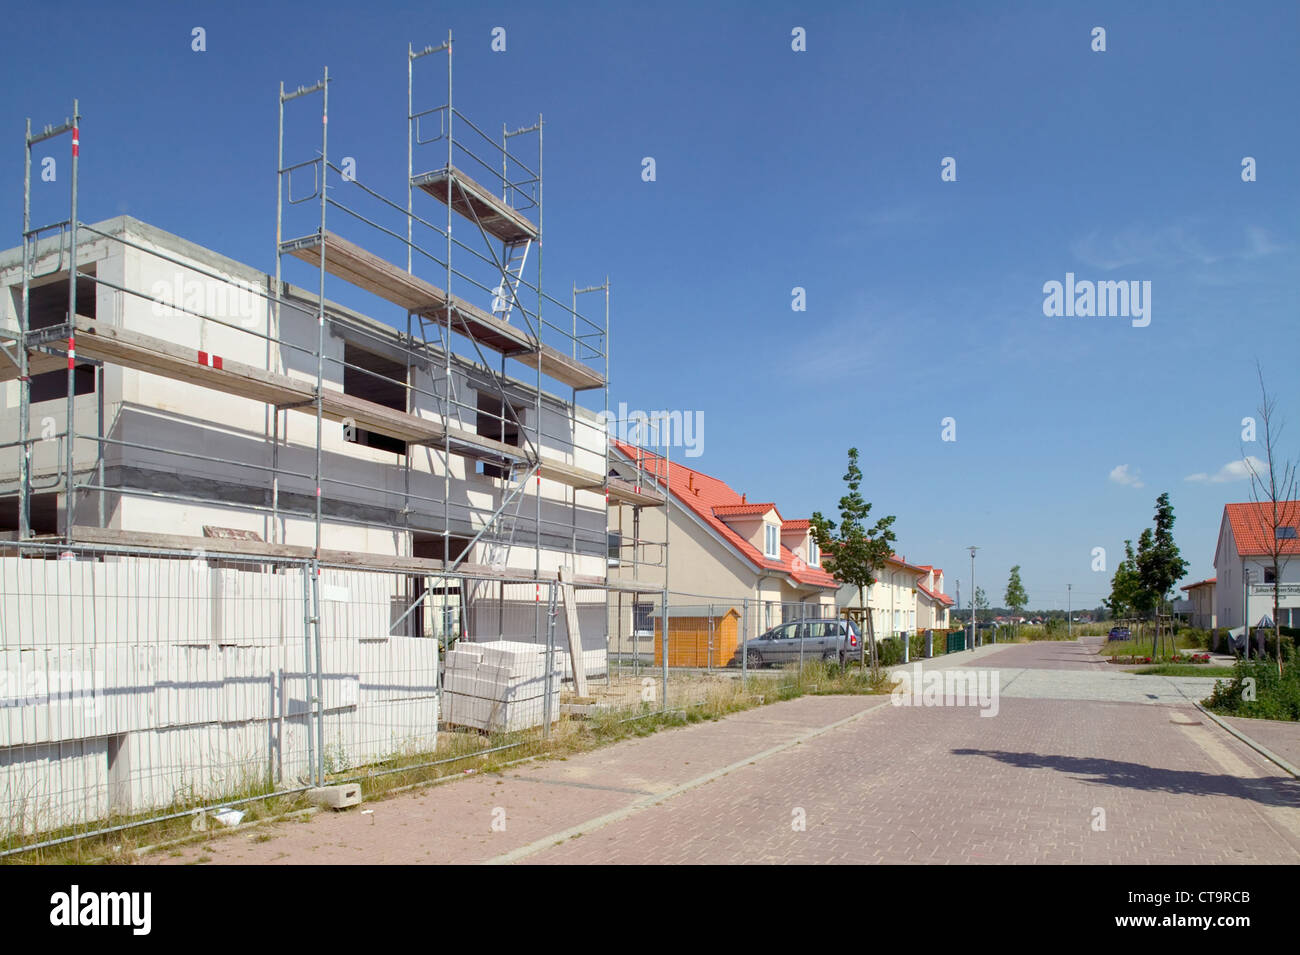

475,390,522,478
342,343,407,455
607,531,621,567
20,275,98,402
808,538,819,566
1278,526,1298,540
633,602,653,634
764,523,779,558
1265,568,1277,584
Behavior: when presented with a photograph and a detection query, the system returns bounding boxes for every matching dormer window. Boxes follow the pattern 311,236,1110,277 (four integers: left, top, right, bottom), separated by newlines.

808,538,819,566
764,523,779,558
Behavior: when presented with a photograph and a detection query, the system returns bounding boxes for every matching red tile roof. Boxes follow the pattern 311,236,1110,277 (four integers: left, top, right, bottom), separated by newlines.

887,553,931,574
1180,577,1216,591
713,502,780,519
915,579,955,606
612,441,839,590
1224,501,1300,557
783,519,811,531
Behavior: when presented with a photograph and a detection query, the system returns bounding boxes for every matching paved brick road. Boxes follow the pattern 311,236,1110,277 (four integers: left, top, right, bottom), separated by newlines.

156,640,1300,865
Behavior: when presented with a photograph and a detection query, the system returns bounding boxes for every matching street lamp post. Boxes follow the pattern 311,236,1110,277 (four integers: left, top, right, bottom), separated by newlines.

968,546,978,650
1068,583,1072,640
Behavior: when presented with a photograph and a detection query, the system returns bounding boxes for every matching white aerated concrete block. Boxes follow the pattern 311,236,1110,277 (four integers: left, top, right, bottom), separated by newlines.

308,783,362,810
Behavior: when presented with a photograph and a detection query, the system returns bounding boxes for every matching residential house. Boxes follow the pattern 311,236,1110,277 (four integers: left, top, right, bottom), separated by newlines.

836,553,951,639
915,565,954,630
1179,577,1217,630
605,442,841,657
1212,501,1300,630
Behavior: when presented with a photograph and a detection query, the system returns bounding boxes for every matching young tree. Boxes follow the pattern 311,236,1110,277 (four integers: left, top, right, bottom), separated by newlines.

1106,540,1141,620
974,586,989,629
1004,565,1028,637
810,448,897,671
1135,493,1189,656
1242,363,1299,676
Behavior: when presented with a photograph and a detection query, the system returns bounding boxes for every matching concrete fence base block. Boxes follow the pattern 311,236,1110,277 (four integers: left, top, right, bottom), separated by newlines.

307,784,362,810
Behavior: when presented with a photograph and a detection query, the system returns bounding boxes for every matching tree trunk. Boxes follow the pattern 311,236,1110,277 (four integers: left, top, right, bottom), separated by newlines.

858,585,867,670
1275,559,1284,677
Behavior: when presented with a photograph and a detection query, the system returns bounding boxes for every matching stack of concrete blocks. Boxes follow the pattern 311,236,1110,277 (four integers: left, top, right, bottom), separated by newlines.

462,581,609,684
0,555,439,835
442,640,561,733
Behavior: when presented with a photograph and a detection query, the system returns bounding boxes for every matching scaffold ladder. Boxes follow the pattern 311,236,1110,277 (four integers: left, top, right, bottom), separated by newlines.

491,238,531,322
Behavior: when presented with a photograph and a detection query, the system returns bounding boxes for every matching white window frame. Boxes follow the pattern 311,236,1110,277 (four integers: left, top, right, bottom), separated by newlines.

764,523,779,559
808,537,819,566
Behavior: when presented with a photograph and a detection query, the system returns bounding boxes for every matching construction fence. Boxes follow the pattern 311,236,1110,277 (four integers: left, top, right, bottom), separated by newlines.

0,540,965,853
0,539,610,852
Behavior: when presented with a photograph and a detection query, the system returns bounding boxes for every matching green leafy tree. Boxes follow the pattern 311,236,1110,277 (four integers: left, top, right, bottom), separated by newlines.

1106,539,1141,619
810,448,897,670
1004,566,1028,637
1132,529,1158,619
1136,493,1188,617
1134,492,1189,657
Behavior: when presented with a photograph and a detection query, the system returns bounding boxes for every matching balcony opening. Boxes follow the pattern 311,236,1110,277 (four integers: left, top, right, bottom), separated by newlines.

15,274,98,402
342,343,407,456
475,390,521,479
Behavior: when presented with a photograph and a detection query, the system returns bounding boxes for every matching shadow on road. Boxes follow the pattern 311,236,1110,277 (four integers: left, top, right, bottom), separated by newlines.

951,748,1300,809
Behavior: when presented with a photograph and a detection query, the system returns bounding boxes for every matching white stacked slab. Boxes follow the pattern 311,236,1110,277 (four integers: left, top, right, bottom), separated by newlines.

443,640,560,733
0,560,442,834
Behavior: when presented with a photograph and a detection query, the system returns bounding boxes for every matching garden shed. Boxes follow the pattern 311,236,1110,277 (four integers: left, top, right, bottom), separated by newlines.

653,606,741,668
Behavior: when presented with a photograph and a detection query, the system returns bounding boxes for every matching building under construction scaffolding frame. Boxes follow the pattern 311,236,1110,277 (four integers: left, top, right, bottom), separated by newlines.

1,32,671,666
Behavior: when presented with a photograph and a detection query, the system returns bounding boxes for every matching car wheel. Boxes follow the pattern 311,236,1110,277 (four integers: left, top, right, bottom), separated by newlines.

746,649,763,669
822,650,839,667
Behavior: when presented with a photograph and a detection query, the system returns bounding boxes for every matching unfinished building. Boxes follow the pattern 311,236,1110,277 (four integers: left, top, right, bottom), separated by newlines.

0,35,667,839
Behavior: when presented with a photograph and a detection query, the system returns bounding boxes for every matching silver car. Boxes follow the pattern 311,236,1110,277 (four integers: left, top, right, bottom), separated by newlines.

735,618,862,668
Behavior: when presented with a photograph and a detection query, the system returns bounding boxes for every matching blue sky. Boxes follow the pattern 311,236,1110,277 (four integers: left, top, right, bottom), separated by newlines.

4,1,1297,609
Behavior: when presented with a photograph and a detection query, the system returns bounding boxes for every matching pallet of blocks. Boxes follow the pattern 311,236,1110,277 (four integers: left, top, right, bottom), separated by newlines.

442,640,561,732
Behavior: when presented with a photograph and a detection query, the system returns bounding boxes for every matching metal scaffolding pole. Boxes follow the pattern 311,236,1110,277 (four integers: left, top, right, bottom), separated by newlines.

64,101,79,542
443,32,454,574
18,105,80,541
18,119,32,541
277,70,330,785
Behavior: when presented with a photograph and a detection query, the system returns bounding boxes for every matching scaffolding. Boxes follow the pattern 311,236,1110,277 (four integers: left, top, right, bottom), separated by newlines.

2,33,671,662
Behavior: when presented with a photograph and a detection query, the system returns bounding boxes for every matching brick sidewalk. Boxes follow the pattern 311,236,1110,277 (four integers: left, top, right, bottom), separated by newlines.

155,694,883,866
1221,715,1300,771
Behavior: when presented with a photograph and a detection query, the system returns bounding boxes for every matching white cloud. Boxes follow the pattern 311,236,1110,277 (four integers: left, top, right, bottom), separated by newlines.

1184,456,1266,484
1070,223,1288,271
1109,464,1145,489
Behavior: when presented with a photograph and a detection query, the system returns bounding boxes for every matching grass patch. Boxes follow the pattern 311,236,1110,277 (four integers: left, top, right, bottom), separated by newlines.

4,661,892,865
1130,664,1237,677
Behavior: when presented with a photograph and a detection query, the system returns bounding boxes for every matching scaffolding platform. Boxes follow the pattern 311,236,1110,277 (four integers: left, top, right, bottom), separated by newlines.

0,342,66,382
284,231,604,391
604,475,666,507
413,166,539,244
53,525,609,585
41,317,615,493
